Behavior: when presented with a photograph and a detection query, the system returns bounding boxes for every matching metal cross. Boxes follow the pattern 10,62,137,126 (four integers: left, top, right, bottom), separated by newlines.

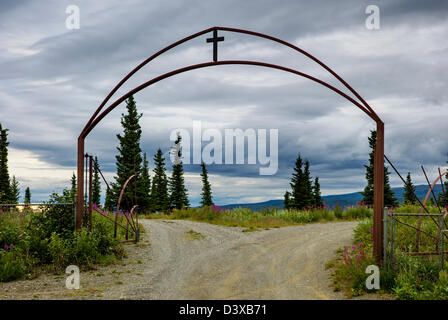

206,30,224,62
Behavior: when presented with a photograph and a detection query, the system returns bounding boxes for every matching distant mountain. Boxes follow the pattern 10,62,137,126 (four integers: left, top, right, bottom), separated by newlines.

219,184,444,211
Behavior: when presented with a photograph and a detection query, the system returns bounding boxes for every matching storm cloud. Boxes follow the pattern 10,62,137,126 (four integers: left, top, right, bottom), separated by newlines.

0,0,447,205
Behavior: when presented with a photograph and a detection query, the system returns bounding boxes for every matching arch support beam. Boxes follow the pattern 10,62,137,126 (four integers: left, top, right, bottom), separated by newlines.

373,120,384,261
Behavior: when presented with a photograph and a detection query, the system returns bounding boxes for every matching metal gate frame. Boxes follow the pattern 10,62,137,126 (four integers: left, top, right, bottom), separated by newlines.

75,26,386,260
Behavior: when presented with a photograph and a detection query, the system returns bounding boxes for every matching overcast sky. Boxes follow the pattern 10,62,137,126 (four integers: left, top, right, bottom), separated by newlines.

1,0,447,205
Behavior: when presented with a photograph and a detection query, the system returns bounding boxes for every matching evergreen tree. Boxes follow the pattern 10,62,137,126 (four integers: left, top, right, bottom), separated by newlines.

168,133,189,209
70,173,77,203
111,95,143,211
313,177,323,207
290,153,305,209
403,172,416,205
284,191,291,210
150,149,169,212
443,157,448,207
92,157,101,206
200,162,213,206
0,123,11,203
10,176,19,204
303,160,313,207
361,130,398,207
24,187,31,204
138,152,152,212
104,187,114,211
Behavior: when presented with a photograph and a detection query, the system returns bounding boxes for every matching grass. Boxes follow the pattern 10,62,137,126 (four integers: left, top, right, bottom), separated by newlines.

0,196,141,283
327,204,448,299
143,204,373,230
184,229,206,241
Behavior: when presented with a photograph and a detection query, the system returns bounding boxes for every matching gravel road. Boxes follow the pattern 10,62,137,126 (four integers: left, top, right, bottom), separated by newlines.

123,219,357,299
0,219,358,300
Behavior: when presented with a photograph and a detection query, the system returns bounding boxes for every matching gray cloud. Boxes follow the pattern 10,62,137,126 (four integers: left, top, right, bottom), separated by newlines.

0,0,447,205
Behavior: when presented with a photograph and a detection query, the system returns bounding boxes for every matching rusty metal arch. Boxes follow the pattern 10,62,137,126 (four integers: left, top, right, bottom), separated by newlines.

77,26,385,260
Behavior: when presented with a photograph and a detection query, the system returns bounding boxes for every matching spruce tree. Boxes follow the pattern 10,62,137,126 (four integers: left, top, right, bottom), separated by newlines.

169,133,189,209
104,187,114,211
313,177,323,207
150,149,169,212
92,157,101,206
0,123,11,203
403,172,416,205
284,191,291,210
443,157,448,207
200,162,213,206
290,153,305,209
9,176,19,204
70,173,77,203
111,95,143,211
361,130,397,207
24,187,31,204
303,160,313,208
138,152,152,212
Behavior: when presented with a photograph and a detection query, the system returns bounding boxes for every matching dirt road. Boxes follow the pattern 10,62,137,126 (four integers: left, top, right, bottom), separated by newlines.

0,219,358,300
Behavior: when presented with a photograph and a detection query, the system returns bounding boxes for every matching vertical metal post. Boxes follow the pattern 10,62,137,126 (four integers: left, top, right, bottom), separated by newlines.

383,207,388,265
442,230,445,270
439,214,443,270
88,155,93,232
390,214,395,265
76,137,85,230
85,154,88,221
373,121,385,262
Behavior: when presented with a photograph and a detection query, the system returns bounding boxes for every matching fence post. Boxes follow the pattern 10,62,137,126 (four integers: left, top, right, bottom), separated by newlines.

440,229,446,270
390,213,395,267
383,207,388,265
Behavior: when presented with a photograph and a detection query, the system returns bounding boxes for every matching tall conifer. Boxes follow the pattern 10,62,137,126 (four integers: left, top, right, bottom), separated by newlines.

200,162,213,207
361,130,397,207
10,176,19,204
138,152,152,212
290,153,305,209
92,157,101,206
313,177,323,207
0,123,11,203
150,149,169,212
403,172,416,205
169,133,189,209
24,187,31,204
111,95,143,211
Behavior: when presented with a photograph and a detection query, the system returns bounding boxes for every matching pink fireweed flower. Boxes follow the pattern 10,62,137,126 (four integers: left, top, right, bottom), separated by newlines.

9,243,14,250
394,265,398,271
3,244,8,251
352,246,356,251
358,243,363,247
370,228,373,234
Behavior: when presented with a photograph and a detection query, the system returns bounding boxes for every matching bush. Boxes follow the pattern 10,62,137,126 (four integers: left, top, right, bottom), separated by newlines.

30,193,75,240
48,232,69,271
0,250,25,282
334,203,343,219
68,229,100,267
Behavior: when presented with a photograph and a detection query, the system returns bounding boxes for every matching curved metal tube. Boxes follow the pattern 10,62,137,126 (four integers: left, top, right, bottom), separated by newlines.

416,171,448,250
83,60,377,138
114,174,136,238
80,26,380,139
